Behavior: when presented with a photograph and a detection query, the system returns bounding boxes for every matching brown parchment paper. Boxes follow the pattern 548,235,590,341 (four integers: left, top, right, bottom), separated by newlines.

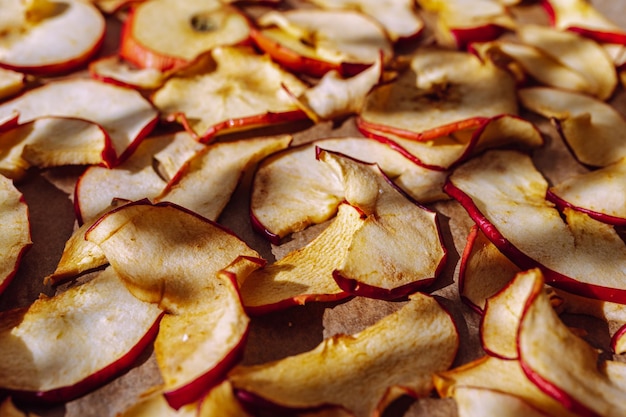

1,1,626,416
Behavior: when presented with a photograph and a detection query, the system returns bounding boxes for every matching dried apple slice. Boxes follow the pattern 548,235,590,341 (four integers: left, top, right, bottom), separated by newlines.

152,46,308,142
0,68,24,101
452,386,552,417
119,0,251,71
251,9,393,78
0,78,158,165
117,389,198,417
0,267,163,403
250,137,450,244
547,158,626,226
518,268,626,417
0,0,105,75
89,55,167,90
445,149,626,304
85,201,259,408
197,380,253,417
0,174,31,295
230,292,459,417
156,135,291,221
304,0,424,43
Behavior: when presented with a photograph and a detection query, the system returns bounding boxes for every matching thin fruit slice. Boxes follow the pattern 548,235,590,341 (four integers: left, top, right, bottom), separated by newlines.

0,0,105,75
518,87,626,168
89,55,167,90
251,9,392,78
0,68,24,100
119,0,251,71
0,267,163,403
230,292,459,417
152,46,308,142
445,150,626,304
198,380,253,417
85,201,259,408
452,386,551,417
0,78,158,165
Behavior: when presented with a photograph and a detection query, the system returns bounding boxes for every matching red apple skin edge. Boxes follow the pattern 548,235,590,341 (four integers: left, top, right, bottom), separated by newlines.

443,180,626,304
611,323,626,353
0,202,31,297
245,292,352,316
3,312,164,405
332,272,437,301
457,225,485,315
451,25,509,50
114,115,160,166
0,113,20,132
546,190,626,227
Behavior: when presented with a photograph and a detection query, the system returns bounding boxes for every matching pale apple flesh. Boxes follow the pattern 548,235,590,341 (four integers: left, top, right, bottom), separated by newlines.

89,55,167,90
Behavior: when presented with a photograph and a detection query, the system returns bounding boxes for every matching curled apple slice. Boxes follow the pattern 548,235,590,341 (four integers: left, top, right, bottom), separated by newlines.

0,79,158,165
230,292,459,417
0,68,24,101
0,0,105,75
152,46,308,142
0,267,163,403
445,150,626,303
85,201,259,408
452,386,551,417
119,0,251,71
89,55,167,90
519,87,626,168
251,9,392,78
547,158,626,226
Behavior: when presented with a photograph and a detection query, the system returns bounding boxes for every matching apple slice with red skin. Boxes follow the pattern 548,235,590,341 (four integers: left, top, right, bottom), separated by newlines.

0,68,24,101
0,0,105,75
89,55,168,90
251,9,392,78
0,174,31,296
117,389,198,417
547,158,626,226
151,46,309,142
452,386,552,417
85,201,259,409
230,292,459,417
445,149,626,304
0,266,163,404
519,87,626,168
119,0,251,72
0,78,158,166
250,137,450,244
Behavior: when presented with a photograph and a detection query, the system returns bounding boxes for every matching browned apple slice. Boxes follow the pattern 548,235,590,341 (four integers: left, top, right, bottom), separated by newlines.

85,201,259,408
0,267,163,403
250,136,450,244
452,386,552,417
519,87,626,168
151,46,309,142
156,135,291,221
89,55,168,90
119,0,251,71
0,68,24,101
251,9,393,78
445,149,626,304
304,0,424,43
230,292,459,417
74,131,203,224
518,268,626,417
0,0,105,75
320,150,446,300
0,174,31,295
547,158,626,226
0,78,159,165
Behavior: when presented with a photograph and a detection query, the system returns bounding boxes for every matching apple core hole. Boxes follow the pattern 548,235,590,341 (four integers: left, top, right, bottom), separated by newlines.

190,13,217,32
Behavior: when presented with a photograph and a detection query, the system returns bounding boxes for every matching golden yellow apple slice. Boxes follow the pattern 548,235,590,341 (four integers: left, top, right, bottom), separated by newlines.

452,386,552,417
152,46,308,142
519,87,626,168
230,292,459,417
251,9,392,78
197,380,253,417
117,389,198,417
0,68,24,101
0,267,163,403
85,201,259,408
119,0,251,71
0,0,105,75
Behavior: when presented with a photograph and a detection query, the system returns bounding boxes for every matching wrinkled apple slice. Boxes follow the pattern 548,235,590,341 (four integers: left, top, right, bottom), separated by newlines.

415,0,515,48
0,267,163,403
358,48,518,144
445,150,626,303
518,268,626,417
320,150,446,299
0,174,31,295
305,0,424,43
0,68,24,101
0,0,105,75
0,78,158,165
452,386,551,417
119,0,251,71
74,131,203,224
85,201,259,408
516,24,616,100
156,135,291,221
118,389,197,417
519,87,626,168
89,55,167,90
250,137,450,244
547,158,626,226
251,9,392,78
152,46,308,142
197,380,253,417
230,292,458,417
